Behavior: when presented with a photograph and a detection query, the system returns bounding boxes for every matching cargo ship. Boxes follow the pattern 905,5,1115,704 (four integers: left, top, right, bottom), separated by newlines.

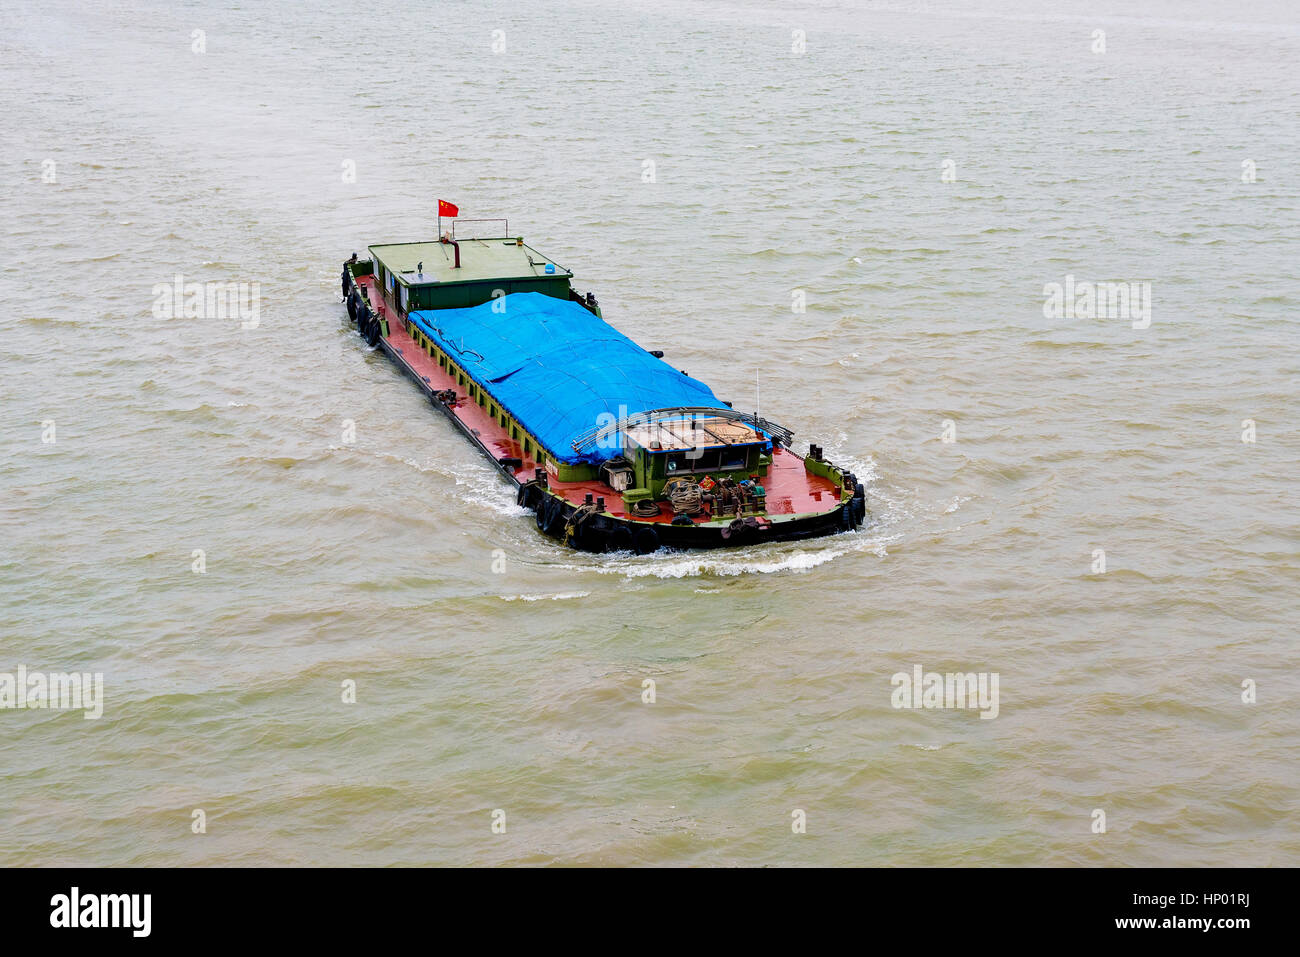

340,212,866,553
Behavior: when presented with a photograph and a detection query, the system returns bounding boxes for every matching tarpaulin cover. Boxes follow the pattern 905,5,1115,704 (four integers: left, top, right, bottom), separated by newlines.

407,292,727,464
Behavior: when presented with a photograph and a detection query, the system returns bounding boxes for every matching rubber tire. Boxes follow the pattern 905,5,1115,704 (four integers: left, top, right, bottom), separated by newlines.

365,314,381,347
608,526,634,553
632,526,659,555
543,499,566,536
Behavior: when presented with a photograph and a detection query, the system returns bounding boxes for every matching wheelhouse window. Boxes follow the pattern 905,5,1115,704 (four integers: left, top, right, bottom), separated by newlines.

665,448,722,474
721,448,748,470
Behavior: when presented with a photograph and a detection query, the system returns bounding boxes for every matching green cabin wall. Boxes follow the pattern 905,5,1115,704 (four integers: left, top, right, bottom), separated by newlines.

407,276,572,311
635,445,769,499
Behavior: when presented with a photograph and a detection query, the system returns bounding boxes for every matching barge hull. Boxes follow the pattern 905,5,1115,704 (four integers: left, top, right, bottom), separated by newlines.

343,264,867,552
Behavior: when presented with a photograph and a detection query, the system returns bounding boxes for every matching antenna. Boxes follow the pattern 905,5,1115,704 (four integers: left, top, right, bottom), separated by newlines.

756,370,760,419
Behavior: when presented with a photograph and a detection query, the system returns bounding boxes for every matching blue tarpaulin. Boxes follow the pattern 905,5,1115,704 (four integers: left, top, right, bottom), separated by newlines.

407,293,727,464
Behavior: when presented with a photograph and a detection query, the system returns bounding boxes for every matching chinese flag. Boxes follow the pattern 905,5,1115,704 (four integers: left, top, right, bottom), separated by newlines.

438,199,459,218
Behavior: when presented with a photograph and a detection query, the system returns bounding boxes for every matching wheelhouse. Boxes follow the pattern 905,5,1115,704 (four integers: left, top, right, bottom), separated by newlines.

621,416,772,497
368,235,577,318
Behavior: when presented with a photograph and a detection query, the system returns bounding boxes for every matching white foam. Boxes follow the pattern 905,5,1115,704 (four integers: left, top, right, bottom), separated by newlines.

499,591,591,602
564,529,900,579
448,465,530,517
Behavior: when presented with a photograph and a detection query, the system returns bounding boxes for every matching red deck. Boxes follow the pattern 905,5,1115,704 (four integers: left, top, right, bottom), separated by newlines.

357,275,841,522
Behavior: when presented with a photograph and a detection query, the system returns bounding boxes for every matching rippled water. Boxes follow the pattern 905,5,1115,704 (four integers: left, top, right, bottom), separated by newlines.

2,0,1297,866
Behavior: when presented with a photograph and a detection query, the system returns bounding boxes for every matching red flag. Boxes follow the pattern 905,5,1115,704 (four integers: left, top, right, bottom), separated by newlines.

438,199,459,218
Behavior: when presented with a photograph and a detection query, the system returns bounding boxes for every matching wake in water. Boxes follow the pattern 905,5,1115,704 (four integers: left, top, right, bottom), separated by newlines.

570,529,898,579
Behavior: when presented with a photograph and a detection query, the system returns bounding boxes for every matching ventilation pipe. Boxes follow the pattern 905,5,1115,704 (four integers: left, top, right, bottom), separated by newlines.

440,232,461,268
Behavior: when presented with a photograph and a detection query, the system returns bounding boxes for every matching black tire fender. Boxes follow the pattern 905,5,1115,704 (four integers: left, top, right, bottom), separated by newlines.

632,526,660,555
608,526,634,552
543,499,566,536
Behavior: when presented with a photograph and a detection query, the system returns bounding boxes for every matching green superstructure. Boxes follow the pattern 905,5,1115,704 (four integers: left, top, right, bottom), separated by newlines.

368,237,576,313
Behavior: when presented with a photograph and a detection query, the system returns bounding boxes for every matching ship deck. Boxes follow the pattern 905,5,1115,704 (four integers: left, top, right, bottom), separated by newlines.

355,274,841,523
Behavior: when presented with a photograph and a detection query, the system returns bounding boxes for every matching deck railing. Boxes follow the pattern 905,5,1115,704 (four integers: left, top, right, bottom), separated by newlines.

451,219,509,241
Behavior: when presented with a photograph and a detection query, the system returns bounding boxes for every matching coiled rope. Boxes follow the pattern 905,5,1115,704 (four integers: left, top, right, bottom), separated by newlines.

564,502,600,544
667,480,704,516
